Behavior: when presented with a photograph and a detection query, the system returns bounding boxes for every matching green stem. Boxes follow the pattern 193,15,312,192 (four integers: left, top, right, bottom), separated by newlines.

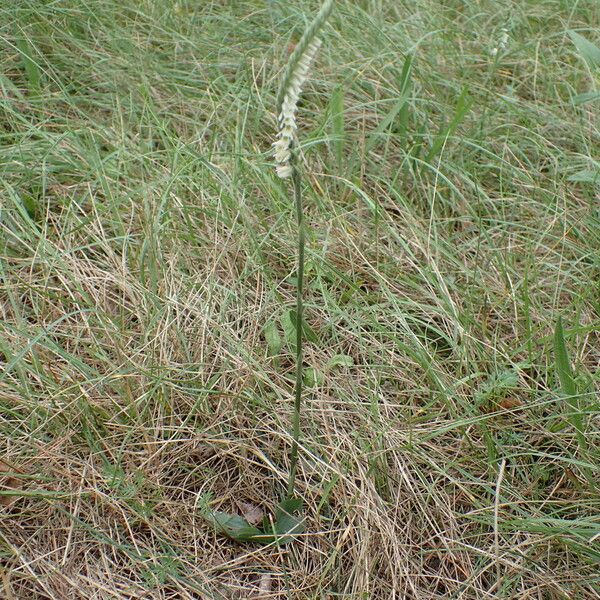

287,150,304,499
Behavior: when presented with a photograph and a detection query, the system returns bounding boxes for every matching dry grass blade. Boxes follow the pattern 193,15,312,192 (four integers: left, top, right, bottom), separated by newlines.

0,0,598,598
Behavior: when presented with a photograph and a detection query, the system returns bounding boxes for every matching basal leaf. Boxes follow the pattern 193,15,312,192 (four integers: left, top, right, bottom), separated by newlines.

304,366,324,386
203,510,262,541
263,320,282,356
268,498,305,544
326,354,354,369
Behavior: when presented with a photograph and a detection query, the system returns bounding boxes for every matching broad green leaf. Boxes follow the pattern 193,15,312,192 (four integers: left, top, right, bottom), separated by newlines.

278,496,303,513
281,310,297,352
203,510,262,541
201,499,305,546
567,169,600,183
289,310,318,343
263,320,282,356
553,317,587,451
16,36,41,94
326,354,354,369
20,194,38,219
304,367,324,386
568,31,600,69
282,310,319,350
263,498,305,544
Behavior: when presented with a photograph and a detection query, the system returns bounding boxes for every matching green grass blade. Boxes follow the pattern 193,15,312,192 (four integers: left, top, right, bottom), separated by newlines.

554,317,577,397
330,84,345,172
425,85,472,162
568,31,600,69
364,54,413,157
554,317,587,449
16,34,41,94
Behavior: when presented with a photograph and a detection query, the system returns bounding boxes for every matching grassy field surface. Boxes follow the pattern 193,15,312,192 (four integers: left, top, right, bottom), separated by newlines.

1,0,599,598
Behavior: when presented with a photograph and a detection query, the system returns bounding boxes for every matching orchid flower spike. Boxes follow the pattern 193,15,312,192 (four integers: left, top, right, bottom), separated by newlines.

273,0,334,178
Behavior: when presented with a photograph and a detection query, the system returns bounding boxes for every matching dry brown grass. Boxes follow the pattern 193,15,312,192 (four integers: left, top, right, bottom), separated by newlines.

1,0,599,598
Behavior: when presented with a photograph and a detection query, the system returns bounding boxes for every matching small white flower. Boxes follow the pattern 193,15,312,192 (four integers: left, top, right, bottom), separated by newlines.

491,27,510,57
273,137,292,164
276,164,293,178
273,38,322,178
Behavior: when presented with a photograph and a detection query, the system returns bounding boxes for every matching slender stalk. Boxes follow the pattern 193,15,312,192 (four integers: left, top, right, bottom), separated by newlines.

287,147,304,499
274,0,335,500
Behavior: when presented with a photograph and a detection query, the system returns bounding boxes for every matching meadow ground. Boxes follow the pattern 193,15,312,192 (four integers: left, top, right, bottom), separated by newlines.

1,1,599,598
